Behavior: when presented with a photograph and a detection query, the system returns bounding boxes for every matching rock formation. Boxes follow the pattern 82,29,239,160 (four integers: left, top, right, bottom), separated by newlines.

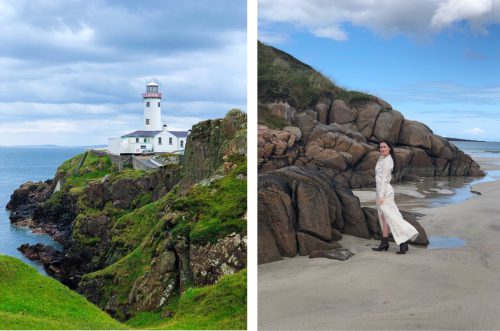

258,42,480,264
258,166,429,264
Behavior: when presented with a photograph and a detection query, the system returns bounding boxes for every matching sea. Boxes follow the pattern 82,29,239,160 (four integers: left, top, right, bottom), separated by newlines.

0,147,84,275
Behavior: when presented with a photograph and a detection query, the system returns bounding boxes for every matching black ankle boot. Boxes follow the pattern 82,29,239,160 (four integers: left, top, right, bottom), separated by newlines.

372,237,389,251
396,241,409,254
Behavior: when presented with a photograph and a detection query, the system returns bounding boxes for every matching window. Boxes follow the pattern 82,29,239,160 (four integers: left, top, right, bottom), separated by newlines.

140,145,146,149
158,102,160,107
136,138,139,143
146,119,150,125
180,140,184,147
158,137,162,145
144,138,147,143
169,137,172,145
146,102,150,107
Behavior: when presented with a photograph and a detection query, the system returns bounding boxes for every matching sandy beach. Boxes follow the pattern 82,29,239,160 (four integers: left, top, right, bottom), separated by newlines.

259,158,500,330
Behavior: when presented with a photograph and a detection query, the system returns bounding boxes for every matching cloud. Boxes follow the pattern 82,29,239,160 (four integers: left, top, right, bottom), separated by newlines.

0,0,246,146
259,0,500,41
312,26,348,41
464,127,486,135
431,0,493,31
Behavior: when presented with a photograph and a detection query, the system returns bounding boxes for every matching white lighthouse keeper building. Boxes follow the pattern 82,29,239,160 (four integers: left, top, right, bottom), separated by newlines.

108,81,189,155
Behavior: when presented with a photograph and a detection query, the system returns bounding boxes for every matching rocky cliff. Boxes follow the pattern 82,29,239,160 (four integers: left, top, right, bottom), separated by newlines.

258,42,482,263
6,110,247,325
258,42,483,180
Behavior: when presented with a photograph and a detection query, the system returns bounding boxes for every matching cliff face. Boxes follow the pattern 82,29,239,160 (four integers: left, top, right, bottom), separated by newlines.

183,109,247,185
6,110,247,324
257,42,482,264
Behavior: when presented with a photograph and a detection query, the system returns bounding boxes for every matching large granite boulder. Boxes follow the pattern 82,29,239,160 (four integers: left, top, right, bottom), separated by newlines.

398,120,433,150
354,101,382,139
329,100,356,124
372,110,404,144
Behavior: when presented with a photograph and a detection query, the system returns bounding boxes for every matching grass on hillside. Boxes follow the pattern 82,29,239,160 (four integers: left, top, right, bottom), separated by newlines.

126,269,247,330
171,160,247,244
0,255,125,330
258,41,374,111
56,152,115,188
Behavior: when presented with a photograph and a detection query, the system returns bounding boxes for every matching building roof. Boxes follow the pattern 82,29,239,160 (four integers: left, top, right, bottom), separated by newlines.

147,81,158,86
169,131,189,138
122,130,162,138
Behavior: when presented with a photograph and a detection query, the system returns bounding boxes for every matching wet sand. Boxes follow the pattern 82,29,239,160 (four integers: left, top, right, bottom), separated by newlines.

259,159,500,330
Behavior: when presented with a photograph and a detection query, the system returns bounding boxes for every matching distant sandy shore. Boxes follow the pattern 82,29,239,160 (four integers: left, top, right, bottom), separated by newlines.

259,159,500,330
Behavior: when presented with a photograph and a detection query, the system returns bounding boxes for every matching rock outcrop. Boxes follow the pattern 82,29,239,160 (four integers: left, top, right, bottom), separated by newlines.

258,166,429,264
183,109,246,185
259,109,484,180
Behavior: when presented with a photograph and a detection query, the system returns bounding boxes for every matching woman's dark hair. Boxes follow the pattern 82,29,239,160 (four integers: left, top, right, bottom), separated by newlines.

379,140,397,174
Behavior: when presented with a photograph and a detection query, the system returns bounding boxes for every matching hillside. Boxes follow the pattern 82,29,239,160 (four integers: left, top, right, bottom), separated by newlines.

6,110,247,329
0,255,124,330
258,41,375,128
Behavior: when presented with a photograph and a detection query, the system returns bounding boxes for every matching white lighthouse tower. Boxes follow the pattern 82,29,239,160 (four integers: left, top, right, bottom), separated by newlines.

143,80,162,131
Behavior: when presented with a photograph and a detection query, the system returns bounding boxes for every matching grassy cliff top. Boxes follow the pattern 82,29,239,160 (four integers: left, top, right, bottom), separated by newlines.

258,41,374,112
0,255,125,330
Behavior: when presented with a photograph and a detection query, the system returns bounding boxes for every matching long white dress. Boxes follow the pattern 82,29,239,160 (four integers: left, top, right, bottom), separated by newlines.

375,155,419,245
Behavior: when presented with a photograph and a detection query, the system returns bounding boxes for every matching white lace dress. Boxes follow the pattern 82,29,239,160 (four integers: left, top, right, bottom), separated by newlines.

375,155,419,245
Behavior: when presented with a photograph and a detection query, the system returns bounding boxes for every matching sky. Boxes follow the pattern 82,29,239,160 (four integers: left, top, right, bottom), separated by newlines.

0,0,246,146
259,0,500,141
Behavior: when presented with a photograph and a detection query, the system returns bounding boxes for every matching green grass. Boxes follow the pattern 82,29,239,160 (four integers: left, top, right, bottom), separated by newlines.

171,160,247,244
126,269,247,330
109,169,147,183
0,255,125,330
56,152,115,189
110,199,164,253
82,246,153,310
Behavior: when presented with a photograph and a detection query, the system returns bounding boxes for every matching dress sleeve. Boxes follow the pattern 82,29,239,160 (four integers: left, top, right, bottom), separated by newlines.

377,157,393,199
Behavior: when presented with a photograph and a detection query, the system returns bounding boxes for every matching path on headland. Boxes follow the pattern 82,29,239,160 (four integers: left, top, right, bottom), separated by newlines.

259,160,500,330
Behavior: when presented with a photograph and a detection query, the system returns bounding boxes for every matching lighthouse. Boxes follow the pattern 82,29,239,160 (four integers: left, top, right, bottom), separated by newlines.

143,81,162,131
107,79,189,155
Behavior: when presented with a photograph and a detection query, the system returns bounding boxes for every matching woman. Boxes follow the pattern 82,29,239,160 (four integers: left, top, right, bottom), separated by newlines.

372,141,419,254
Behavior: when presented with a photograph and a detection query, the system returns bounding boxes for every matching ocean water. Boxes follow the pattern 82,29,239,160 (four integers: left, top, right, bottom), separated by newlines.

0,147,83,275
451,140,500,158
452,140,500,184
